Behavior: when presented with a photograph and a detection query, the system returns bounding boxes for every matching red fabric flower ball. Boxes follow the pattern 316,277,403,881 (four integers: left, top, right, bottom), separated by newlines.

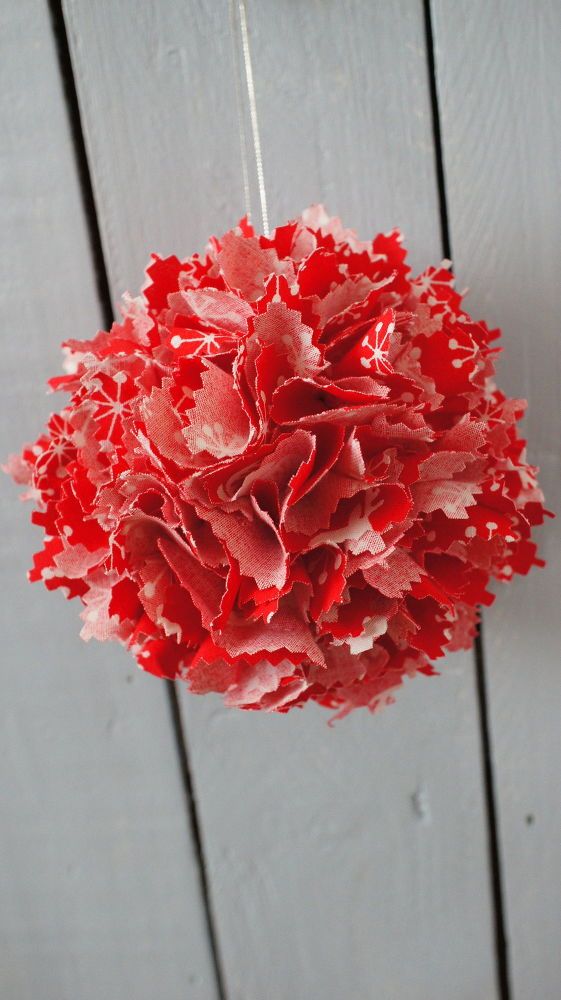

8,207,546,716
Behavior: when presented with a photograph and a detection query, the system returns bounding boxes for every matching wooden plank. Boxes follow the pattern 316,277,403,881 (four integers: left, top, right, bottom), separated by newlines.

62,0,499,996
185,7,499,996
63,0,248,292
0,3,219,998
431,1,561,996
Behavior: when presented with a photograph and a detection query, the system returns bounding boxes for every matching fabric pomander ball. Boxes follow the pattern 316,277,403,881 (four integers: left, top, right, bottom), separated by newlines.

7,207,547,717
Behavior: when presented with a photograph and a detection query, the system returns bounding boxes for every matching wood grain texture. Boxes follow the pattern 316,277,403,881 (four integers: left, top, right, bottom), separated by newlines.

432,1,561,996
0,3,218,998
62,0,498,997
241,0,441,274
63,0,248,293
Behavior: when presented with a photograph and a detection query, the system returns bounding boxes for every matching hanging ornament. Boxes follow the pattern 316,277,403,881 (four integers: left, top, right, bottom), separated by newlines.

5,207,548,717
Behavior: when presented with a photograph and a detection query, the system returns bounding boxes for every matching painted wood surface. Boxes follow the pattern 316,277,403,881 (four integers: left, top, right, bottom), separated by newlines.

61,1,500,997
0,3,219,998
433,2,561,996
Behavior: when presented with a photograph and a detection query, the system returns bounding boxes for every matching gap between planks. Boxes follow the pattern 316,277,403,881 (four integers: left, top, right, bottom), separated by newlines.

423,3,511,998
46,2,228,997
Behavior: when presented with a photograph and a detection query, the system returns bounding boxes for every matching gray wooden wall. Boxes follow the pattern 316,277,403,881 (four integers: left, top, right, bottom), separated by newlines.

1,2,559,998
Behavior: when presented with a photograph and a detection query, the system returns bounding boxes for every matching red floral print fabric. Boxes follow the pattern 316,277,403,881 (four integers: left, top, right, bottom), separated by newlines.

6,207,547,717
